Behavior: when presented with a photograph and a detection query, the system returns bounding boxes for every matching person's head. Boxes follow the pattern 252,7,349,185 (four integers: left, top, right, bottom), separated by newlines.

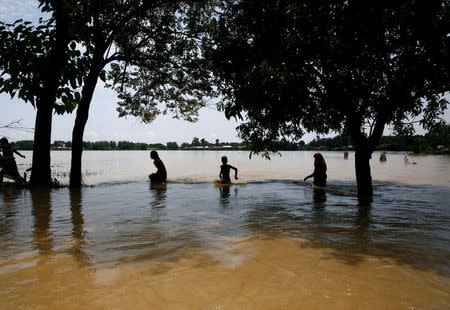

221,156,228,164
314,152,326,166
314,152,324,162
150,150,159,160
0,137,8,147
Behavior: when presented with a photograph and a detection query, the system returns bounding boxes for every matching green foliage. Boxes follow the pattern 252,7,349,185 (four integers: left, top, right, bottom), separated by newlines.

166,142,179,150
305,124,450,153
426,121,450,149
191,137,200,146
206,0,450,154
0,4,85,114
106,1,216,125
10,140,34,150
306,135,352,150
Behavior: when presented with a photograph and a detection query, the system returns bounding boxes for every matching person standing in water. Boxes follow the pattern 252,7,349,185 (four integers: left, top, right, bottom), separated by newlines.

304,152,327,187
219,156,238,184
0,137,26,184
149,151,167,182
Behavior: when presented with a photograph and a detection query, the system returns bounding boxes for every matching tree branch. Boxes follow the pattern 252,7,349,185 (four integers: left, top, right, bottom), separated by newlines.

0,119,34,133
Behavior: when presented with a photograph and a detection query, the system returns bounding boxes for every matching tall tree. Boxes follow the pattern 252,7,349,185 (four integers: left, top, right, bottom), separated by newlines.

206,0,450,196
69,0,213,187
0,1,84,186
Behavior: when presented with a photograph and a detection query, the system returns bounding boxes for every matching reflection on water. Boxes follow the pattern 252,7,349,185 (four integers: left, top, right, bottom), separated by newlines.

69,188,89,264
31,189,53,255
150,182,167,208
0,180,449,309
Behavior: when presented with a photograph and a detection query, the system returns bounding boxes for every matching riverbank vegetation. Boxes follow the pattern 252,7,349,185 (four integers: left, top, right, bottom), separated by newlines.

11,122,449,153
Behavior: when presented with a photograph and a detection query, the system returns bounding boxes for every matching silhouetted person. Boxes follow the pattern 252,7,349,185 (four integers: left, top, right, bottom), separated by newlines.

0,137,25,184
304,153,327,187
219,156,238,184
149,150,167,182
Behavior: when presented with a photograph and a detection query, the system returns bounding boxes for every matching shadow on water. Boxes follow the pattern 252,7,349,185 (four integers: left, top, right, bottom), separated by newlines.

219,185,230,199
0,186,23,253
112,182,213,269
30,188,54,255
69,188,91,265
243,181,450,276
150,182,167,208
1,179,449,278
218,184,239,208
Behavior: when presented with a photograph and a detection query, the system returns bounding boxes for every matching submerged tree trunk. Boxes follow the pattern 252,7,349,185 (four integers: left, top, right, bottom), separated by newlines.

349,116,385,197
69,64,103,188
354,144,373,197
30,103,53,186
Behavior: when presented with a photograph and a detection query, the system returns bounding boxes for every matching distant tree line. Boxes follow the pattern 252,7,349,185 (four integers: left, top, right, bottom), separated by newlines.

304,123,450,153
10,123,449,153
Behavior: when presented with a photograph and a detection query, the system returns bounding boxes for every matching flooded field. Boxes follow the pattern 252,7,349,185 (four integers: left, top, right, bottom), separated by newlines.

13,150,450,186
1,151,449,309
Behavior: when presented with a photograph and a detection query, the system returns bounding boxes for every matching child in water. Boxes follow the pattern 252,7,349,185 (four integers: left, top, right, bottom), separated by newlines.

0,137,26,184
304,152,327,187
149,150,167,182
219,156,238,184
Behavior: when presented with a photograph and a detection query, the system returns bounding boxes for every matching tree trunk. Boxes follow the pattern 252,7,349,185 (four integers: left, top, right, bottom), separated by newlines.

69,66,102,187
30,1,70,187
354,144,373,197
30,104,53,186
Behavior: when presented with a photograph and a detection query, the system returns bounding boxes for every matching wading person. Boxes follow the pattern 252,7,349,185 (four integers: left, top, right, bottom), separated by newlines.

149,150,167,182
219,156,238,184
304,153,327,187
0,137,26,184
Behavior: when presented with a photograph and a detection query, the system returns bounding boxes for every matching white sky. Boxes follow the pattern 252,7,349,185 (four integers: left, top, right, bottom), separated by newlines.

0,1,448,145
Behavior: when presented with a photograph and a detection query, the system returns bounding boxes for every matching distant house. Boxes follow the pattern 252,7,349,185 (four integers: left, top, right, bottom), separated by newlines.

56,143,68,150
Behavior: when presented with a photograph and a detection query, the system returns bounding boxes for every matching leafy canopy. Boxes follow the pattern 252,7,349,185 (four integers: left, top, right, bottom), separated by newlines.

205,0,450,153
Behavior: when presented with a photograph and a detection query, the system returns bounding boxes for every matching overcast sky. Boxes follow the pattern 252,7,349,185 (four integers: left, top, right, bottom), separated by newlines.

1,1,448,145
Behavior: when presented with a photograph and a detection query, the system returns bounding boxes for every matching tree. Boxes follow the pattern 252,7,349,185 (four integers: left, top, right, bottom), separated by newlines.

200,138,209,146
0,1,84,186
166,141,179,150
11,140,34,150
206,0,450,196
191,137,200,145
70,0,213,187
426,121,450,149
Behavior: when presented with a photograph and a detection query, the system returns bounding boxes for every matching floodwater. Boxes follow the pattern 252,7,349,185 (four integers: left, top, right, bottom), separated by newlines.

1,151,449,309
14,150,450,185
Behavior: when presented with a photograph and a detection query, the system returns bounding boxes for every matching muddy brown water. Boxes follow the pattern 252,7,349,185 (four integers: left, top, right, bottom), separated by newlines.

1,151,449,309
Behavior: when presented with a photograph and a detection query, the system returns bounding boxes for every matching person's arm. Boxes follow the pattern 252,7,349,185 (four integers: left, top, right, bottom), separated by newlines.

304,172,314,181
219,167,223,181
13,148,25,158
231,166,238,180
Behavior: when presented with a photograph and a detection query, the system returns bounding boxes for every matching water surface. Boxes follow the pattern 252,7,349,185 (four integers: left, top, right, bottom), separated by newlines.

14,150,450,185
1,151,449,309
